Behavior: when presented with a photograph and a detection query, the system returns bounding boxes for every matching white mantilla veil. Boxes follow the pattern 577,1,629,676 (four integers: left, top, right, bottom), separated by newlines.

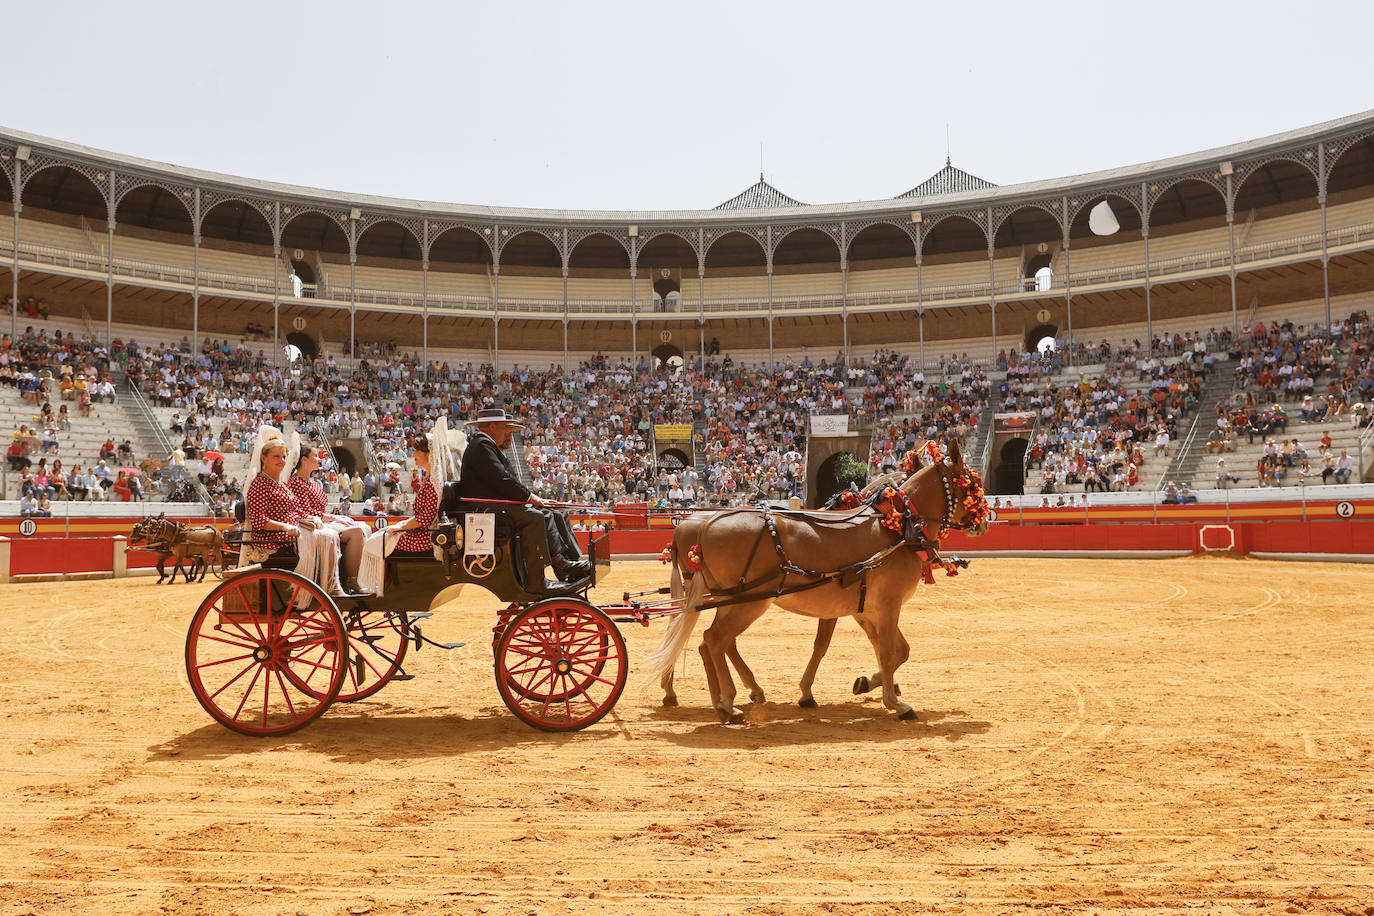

283,429,301,485
426,416,466,487
245,425,287,494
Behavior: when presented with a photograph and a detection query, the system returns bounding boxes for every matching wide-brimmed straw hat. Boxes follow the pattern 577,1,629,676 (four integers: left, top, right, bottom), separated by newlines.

466,407,524,428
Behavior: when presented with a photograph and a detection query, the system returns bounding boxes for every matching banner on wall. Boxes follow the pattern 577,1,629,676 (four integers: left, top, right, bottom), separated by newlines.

809,415,849,436
654,424,693,442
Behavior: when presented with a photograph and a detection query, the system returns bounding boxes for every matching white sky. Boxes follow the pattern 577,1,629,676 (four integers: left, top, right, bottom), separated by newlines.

9,0,1374,212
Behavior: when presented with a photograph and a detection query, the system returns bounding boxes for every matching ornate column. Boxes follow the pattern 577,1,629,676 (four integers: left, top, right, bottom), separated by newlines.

421,218,430,376
1318,143,1331,329
986,206,996,366
192,189,201,353
562,264,569,372
840,219,849,365
105,171,115,349
271,204,282,365
347,217,358,373
492,248,501,371
766,231,775,367
11,157,21,340
1142,180,1153,355
1062,195,1073,370
630,262,638,368
914,217,923,369
1226,172,1238,337
697,236,706,367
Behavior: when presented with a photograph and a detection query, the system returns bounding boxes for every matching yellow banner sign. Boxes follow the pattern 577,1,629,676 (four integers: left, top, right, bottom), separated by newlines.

655,424,693,441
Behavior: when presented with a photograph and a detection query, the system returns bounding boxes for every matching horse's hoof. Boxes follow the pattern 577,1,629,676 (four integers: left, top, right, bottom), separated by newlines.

798,697,818,709
661,696,678,708
749,691,766,704
717,705,744,725
898,708,919,721
853,676,870,695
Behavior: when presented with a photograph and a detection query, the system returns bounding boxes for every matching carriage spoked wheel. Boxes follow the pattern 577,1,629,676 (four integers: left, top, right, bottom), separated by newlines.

185,569,347,736
494,597,627,732
289,609,410,703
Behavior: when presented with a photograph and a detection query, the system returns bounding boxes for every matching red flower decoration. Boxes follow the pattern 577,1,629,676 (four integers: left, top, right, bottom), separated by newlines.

685,543,705,573
659,546,674,565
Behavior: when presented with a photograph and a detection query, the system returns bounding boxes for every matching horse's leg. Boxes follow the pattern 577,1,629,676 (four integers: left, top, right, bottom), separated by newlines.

798,617,838,708
853,669,901,697
725,642,766,704
700,600,769,724
853,607,915,720
660,668,678,707
155,554,168,584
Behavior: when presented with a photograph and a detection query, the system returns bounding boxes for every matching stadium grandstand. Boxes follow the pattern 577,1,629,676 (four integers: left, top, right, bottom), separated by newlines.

3,109,1374,516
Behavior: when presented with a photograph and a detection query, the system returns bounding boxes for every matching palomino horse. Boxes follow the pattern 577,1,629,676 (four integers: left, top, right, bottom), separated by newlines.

645,439,989,723
128,515,226,584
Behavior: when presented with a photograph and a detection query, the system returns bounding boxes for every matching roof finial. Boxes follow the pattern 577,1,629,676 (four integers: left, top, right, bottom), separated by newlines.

945,123,951,168
760,140,764,182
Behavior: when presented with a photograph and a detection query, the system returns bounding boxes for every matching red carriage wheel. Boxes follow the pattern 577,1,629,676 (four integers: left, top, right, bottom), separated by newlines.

291,609,410,703
494,598,627,732
185,569,347,736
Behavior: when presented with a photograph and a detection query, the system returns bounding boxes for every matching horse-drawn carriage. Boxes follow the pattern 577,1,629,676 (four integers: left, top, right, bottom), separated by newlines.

183,440,990,736
185,482,645,735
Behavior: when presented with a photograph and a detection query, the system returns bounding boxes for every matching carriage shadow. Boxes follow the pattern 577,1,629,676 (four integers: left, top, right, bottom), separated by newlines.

648,701,991,749
148,705,622,763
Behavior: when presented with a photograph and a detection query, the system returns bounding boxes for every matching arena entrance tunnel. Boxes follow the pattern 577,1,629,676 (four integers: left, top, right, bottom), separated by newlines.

286,331,319,361
1024,323,1058,355
656,447,689,470
992,437,1029,495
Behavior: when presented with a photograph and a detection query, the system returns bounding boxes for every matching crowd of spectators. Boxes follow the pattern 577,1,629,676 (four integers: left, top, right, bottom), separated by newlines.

1207,310,1372,487
8,303,1372,512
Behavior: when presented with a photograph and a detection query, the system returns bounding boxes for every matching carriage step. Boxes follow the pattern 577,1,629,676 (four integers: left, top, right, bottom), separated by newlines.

390,673,416,681
406,611,435,621
434,641,466,651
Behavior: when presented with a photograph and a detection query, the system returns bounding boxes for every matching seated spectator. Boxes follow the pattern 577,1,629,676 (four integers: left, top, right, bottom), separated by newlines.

67,465,88,501
1216,458,1240,489
1334,450,1353,484
6,439,26,471
1162,482,1180,504
19,492,38,518
99,439,116,461
112,471,133,502
35,494,53,517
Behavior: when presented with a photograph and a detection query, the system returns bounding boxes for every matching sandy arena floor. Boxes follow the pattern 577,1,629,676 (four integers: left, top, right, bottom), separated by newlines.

1,557,1372,915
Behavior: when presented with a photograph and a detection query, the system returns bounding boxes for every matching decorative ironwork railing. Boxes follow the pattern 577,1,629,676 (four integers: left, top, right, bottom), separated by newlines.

3,218,1372,317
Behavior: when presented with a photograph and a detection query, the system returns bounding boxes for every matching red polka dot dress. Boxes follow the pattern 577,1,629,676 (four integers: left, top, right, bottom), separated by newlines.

247,474,301,548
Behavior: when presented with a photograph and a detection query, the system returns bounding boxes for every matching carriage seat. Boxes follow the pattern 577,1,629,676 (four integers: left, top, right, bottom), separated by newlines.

227,500,299,569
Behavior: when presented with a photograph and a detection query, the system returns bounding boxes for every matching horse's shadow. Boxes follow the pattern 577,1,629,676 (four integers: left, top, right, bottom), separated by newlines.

648,701,991,749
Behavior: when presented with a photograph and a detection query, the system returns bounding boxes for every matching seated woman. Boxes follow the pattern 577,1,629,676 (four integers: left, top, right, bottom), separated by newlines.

287,444,365,593
246,428,362,597
388,436,437,556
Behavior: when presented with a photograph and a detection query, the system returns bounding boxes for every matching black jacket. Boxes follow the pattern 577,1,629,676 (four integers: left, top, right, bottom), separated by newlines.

458,430,530,503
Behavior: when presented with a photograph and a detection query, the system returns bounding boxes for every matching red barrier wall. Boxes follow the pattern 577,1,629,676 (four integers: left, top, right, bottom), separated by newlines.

3,520,1369,579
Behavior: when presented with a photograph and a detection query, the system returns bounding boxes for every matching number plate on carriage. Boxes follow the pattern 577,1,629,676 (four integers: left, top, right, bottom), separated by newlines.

464,513,495,556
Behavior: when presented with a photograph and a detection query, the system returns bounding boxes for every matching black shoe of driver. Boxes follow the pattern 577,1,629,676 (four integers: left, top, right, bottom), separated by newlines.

553,558,592,582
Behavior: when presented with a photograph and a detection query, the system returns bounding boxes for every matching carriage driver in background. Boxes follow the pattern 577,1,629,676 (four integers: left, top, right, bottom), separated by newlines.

460,408,591,594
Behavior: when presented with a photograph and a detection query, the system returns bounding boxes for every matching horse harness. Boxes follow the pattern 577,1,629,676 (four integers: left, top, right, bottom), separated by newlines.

697,466,966,614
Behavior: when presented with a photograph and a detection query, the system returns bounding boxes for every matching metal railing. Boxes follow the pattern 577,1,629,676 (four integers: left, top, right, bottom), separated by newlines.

123,373,212,507
3,218,1373,317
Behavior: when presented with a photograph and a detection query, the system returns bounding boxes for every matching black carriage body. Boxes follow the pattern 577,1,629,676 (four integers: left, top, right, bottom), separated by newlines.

190,496,622,735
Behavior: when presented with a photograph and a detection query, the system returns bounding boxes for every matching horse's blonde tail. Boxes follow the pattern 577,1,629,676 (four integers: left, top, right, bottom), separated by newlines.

670,547,683,599
642,572,706,688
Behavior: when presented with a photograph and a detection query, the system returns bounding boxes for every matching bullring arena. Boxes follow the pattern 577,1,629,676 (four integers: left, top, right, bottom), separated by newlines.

4,59,1374,915
2,557,1372,915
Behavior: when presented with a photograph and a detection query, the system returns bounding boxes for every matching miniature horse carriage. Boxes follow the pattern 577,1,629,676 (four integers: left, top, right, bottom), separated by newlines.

185,440,990,737
186,483,642,735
